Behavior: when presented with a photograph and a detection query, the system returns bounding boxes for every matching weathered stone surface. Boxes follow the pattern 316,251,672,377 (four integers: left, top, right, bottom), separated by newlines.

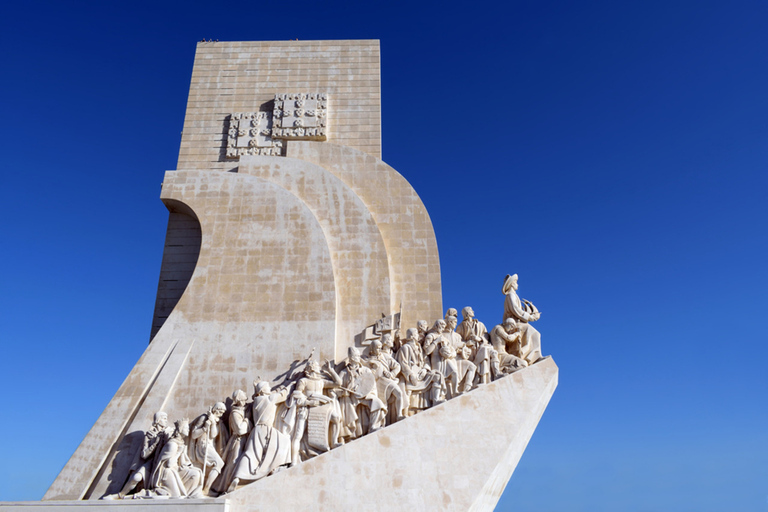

0,499,228,512
287,141,443,330
226,358,558,511
12,40,557,512
24,358,556,511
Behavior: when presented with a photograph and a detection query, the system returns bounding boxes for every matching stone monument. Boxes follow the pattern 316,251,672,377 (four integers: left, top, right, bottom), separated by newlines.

2,40,558,511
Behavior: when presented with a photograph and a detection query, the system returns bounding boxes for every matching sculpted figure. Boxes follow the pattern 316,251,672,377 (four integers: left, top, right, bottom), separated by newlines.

215,390,251,494
367,339,407,421
103,411,170,499
416,320,430,356
380,333,396,356
396,327,444,412
423,319,455,387
424,319,465,398
444,315,477,395
281,357,342,465
490,318,528,373
423,319,446,369
456,306,488,359
338,347,386,440
473,333,501,384
150,419,204,498
227,381,292,491
502,273,543,364
189,402,227,493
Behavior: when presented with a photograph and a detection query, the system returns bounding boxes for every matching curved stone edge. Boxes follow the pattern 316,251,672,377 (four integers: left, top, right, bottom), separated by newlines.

287,141,443,330
227,357,558,512
44,170,341,501
238,155,392,361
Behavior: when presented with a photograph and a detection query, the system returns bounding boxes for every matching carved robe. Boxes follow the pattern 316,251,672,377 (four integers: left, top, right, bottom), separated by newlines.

338,362,385,438
368,352,406,419
189,414,227,474
215,404,250,492
396,340,441,411
445,330,476,392
125,424,168,492
456,318,488,343
233,389,292,482
150,437,203,498
490,324,527,372
456,317,488,359
503,288,542,364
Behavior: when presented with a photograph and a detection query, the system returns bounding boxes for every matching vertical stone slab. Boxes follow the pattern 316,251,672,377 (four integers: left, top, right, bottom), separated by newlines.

239,156,392,360
287,141,443,330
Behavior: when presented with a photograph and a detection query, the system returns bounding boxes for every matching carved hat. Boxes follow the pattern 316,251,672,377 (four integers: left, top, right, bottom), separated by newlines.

232,389,248,404
255,381,271,395
346,346,362,364
502,274,518,294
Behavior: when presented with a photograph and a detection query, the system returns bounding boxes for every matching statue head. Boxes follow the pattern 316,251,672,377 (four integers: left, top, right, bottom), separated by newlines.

445,315,458,331
232,389,248,406
462,306,474,320
255,381,271,396
370,339,382,356
175,418,190,437
305,359,321,377
211,402,226,419
504,318,518,333
406,327,418,341
432,319,446,333
381,333,394,351
153,411,169,428
347,346,362,365
417,320,428,333
502,274,519,294
445,308,457,320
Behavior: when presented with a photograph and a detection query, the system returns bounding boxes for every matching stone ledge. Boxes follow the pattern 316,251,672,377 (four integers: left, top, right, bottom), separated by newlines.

0,498,229,511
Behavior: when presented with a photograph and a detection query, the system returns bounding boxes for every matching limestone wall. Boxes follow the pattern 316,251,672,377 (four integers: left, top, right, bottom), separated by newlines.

178,39,381,170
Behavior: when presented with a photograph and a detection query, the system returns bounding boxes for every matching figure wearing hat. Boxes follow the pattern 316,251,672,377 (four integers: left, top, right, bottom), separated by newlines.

502,273,544,365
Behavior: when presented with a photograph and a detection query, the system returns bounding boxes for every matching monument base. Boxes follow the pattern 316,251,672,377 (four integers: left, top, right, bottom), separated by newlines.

0,499,228,512
6,357,556,511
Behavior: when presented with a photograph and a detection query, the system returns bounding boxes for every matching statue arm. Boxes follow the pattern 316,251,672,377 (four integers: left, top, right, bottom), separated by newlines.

506,293,533,322
389,358,401,378
231,411,250,436
271,386,291,404
498,329,520,344
190,422,207,440
141,430,161,460
322,364,343,386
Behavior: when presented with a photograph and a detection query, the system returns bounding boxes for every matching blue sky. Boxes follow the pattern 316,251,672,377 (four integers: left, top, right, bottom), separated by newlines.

1,1,766,510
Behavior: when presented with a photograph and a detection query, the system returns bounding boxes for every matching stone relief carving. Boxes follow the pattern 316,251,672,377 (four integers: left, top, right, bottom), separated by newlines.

225,112,284,160
102,273,546,500
272,93,328,140
225,93,329,160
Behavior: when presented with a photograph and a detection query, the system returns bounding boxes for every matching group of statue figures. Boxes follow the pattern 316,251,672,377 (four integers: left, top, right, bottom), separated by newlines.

104,273,545,500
